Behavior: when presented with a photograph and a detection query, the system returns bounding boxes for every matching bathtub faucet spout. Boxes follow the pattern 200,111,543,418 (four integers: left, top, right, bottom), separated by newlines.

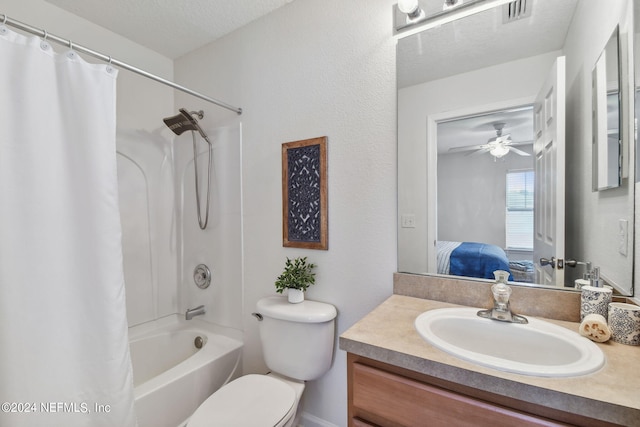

185,305,205,320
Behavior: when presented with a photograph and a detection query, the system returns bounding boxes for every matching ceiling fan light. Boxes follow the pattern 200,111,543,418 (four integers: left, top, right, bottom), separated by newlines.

490,144,509,158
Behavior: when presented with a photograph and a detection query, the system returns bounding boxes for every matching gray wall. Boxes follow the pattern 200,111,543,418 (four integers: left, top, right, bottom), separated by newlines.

438,147,534,247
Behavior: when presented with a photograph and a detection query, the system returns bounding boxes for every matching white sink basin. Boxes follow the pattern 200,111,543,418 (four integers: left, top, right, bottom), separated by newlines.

415,307,605,377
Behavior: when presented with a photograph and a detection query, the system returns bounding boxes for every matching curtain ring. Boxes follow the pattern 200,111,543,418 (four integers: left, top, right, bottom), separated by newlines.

0,14,7,35
105,55,115,74
66,40,77,59
40,30,50,50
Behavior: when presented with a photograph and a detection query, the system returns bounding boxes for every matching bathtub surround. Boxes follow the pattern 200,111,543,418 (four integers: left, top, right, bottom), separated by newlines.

0,27,135,427
175,118,244,331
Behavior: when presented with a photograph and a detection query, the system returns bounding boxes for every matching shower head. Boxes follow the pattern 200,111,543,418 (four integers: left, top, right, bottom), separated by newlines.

163,108,211,144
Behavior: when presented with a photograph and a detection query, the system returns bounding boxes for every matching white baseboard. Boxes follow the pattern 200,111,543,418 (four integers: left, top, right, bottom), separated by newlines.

299,412,340,427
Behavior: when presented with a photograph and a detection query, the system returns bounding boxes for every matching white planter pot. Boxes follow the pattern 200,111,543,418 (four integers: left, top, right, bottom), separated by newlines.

287,288,304,304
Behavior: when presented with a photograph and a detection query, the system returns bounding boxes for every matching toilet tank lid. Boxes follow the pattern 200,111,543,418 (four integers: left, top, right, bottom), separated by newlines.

257,296,337,323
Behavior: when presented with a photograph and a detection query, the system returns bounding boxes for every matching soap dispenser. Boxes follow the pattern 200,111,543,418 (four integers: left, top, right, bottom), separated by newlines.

588,266,602,288
579,265,612,320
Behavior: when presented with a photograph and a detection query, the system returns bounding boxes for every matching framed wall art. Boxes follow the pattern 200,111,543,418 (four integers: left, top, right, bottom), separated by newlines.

282,136,328,250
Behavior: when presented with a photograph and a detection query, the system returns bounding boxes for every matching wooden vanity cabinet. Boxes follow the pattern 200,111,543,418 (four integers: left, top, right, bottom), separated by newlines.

347,353,621,427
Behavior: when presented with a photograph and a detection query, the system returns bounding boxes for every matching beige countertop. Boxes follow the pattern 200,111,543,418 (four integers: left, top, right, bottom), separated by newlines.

339,294,640,426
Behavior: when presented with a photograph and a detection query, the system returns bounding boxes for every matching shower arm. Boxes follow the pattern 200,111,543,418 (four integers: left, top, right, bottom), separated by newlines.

190,110,204,120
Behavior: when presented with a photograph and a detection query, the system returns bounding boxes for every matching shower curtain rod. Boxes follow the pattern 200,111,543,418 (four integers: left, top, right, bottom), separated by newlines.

0,14,243,115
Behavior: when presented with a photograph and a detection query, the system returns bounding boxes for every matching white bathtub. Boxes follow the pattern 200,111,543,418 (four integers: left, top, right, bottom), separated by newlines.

129,316,243,427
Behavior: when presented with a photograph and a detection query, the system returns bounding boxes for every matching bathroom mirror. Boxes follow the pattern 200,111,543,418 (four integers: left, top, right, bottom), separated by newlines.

592,26,622,191
397,0,635,295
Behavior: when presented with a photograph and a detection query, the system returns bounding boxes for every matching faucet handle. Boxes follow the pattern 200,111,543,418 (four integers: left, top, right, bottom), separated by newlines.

491,281,512,308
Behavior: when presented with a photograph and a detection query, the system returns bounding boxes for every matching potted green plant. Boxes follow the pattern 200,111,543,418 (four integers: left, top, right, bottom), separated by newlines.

275,256,316,303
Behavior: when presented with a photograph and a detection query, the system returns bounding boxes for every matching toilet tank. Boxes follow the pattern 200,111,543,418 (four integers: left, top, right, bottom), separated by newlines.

256,296,337,381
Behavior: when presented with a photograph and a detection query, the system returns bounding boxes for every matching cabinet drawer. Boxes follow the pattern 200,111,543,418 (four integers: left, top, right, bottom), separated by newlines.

351,362,568,427
352,418,377,427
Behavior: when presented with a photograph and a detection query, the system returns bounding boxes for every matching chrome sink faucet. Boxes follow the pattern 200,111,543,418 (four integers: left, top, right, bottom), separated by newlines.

186,305,205,320
477,270,528,324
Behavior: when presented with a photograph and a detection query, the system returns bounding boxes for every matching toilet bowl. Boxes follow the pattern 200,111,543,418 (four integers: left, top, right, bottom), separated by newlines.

185,296,336,427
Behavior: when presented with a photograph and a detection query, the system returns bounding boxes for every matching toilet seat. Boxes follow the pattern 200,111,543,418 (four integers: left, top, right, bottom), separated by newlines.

187,374,297,427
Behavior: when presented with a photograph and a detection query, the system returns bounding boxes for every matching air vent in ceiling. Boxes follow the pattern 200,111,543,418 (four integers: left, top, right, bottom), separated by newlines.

503,0,532,23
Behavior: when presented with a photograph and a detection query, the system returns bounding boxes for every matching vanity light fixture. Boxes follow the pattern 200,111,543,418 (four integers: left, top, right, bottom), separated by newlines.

398,0,425,20
393,0,515,39
442,0,463,11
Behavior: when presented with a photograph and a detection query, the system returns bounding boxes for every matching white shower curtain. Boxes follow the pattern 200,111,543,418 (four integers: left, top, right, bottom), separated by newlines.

0,28,136,427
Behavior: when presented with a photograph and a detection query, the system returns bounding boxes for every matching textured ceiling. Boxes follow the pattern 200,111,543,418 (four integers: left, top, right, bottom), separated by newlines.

397,0,578,89
44,0,295,58
399,0,578,153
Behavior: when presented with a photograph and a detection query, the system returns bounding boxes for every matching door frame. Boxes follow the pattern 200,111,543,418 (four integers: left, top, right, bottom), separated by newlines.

426,96,535,274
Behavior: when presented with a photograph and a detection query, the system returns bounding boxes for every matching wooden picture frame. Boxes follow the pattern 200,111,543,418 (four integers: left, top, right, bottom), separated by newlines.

282,136,328,250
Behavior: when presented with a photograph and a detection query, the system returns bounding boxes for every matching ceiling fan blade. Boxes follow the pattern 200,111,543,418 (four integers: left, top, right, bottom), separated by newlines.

509,140,534,146
497,134,512,144
509,147,531,156
467,147,491,157
448,144,485,152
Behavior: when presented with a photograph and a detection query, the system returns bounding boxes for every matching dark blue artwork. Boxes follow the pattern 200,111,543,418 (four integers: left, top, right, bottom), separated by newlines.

287,144,321,242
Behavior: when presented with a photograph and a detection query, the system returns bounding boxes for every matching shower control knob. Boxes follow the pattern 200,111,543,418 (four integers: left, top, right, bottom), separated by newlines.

193,264,212,289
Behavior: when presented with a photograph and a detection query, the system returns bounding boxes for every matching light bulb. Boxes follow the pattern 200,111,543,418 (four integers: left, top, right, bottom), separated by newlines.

398,0,419,15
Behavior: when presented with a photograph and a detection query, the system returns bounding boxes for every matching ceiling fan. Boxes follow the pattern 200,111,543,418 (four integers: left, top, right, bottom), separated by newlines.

447,123,532,159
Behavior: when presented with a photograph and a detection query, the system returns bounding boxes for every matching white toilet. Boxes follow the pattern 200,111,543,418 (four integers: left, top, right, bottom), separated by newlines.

187,296,337,427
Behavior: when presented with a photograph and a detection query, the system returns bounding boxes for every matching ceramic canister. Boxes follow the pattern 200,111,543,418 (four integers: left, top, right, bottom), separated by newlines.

580,285,612,321
608,303,640,345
